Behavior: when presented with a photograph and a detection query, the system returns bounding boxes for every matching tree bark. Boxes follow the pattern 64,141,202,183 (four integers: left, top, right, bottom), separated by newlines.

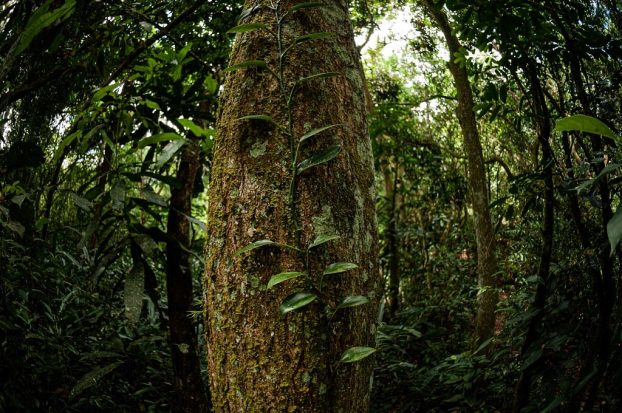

422,1,499,344
204,1,379,411
166,103,210,412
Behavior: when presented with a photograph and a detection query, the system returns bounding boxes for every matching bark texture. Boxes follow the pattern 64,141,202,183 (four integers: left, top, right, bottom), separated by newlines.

423,2,499,344
166,109,210,412
204,1,379,411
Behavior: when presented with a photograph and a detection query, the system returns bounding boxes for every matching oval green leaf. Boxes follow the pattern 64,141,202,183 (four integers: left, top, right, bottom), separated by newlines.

299,124,342,144
323,262,358,275
224,60,267,72
227,23,267,34
267,272,306,289
340,346,376,363
336,295,369,309
138,132,184,148
279,292,317,315
554,114,619,142
234,239,277,256
308,234,340,249
297,145,341,175
607,207,622,256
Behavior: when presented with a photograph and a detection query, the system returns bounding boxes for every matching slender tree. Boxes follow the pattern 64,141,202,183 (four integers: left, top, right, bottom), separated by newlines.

204,0,379,411
421,0,499,344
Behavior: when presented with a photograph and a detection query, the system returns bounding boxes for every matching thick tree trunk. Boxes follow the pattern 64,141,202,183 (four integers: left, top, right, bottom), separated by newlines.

204,1,379,411
166,107,210,412
422,1,499,344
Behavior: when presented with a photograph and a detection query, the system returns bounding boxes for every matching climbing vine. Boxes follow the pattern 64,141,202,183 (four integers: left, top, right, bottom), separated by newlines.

227,0,375,363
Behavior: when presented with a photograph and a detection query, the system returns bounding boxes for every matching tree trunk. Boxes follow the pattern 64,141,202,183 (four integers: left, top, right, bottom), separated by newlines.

512,62,555,413
166,103,210,412
382,160,400,319
204,1,379,411
422,1,499,344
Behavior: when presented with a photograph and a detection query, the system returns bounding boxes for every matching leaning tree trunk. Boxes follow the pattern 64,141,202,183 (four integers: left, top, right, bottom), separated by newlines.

422,1,499,344
204,1,379,412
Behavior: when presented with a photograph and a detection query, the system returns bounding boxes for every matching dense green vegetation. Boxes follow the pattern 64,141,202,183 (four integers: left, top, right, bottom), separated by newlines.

1,0,621,411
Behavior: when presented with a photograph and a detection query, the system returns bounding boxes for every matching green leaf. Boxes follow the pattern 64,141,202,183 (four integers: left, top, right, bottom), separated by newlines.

297,72,341,85
71,192,92,211
299,124,342,144
554,115,619,141
297,145,341,174
143,99,161,110
178,118,211,137
16,0,76,56
69,361,123,399
227,23,267,34
290,2,327,12
155,139,187,168
340,346,376,363
267,272,306,289
53,130,81,162
110,181,125,210
607,207,622,256
295,32,335,44
234,239,277,256
323,262,358,275
138,132,184,148
237,114,275,123
224,60,267,72
124,260,144,324
279,292,317,315
308,234,340,249
6,221,25,238
336,295,369,309
92,83,120,102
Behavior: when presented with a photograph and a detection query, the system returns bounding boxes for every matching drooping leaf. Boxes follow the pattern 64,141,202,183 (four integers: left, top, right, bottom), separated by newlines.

6,221,25,238
16,0,76,56
308,234,340,249
295,32,335,44
137,132,184,148
69,361,123,399
71,192,92,211
323,262,358,275
299,124,342,144
340,346,376,363
297,145,341,174
279,292,317,315
224,60,267,72
336,295,369,309
110,181,125,210
155,139,187,168
267,272,306,289
227,23,267,34
142,188,168,207
297,72,341,84
607,207,622,256
290,2,327,12
124,261,144,324
554,115,619,142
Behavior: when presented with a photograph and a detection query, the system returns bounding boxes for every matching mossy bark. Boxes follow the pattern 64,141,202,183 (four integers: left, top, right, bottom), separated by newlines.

204,1,379,412
422,1,499,344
